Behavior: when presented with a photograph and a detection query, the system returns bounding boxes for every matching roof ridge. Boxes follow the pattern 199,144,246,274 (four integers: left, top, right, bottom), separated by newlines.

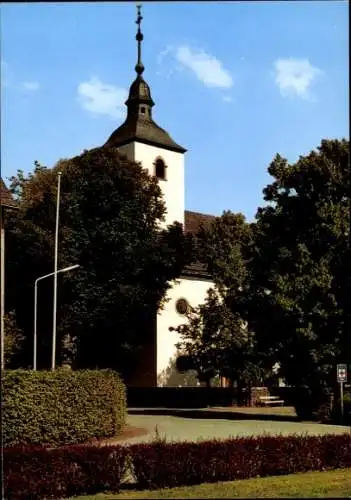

184,209,216,218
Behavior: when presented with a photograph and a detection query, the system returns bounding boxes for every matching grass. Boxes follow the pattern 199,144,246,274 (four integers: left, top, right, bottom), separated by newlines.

70,468,351,498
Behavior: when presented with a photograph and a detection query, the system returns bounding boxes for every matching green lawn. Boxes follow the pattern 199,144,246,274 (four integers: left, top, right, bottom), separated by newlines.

71,468,351,499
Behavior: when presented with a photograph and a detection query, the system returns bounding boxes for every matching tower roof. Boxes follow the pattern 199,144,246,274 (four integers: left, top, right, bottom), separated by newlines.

104,5,186,154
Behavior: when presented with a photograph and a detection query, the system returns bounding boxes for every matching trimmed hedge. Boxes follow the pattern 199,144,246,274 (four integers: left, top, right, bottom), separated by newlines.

127,387,239,408
3,369,126,447
129,433,351,489
4,433,351,498
4,444,128,499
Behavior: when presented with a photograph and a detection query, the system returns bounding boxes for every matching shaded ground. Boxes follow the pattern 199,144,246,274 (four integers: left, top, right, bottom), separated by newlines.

118,406,350,445
85,425,149,446
128,405,300,422
71,468,351,499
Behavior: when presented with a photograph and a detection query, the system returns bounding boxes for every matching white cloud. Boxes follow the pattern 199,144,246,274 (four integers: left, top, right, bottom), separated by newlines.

157,45,174,65
21,81,40,92
273,57,322,99
77,77,127,119
222,95,233,103
157,46,185,80
175,46,233,89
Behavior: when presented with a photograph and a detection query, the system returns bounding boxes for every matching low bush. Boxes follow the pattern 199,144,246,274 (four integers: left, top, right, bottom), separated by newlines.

129,433,351,489
5,433,351,497
333,390,351,424
3,369,126,447
292,386,334,421
4,444,128,499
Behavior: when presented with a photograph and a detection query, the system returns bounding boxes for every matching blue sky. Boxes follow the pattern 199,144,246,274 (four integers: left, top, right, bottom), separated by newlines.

1,1,348,221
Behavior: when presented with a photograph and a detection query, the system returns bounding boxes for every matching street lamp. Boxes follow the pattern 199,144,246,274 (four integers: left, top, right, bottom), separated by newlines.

52,171,62,371
33,264,79,370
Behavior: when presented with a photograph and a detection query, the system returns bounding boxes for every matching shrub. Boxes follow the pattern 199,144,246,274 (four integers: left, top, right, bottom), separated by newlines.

4,433,351,497
332,390,351,424
129,433,351,489
127,387,238,408
292,386,334,421
344,391,351,420
4,444,128,499
3,369,126,447
4,310,24,367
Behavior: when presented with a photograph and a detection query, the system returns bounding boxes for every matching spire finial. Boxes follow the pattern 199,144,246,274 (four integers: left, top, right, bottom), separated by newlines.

135,4,144,76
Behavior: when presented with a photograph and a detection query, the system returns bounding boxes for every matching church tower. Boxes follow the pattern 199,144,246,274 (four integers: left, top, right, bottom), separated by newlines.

104,5,186,228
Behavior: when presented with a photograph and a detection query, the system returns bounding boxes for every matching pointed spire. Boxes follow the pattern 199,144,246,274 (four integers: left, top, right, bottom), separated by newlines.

135,4,144,76
103,4,186,154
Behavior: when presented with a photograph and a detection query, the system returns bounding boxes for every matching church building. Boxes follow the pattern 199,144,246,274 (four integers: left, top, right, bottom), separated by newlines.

103,7,216,386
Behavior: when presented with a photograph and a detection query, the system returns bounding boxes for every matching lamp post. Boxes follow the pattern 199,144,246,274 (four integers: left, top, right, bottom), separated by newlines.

33,264,79,370
51,171,62,371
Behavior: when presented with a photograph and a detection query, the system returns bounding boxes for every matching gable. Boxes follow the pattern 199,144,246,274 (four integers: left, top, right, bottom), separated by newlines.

184,210,216,235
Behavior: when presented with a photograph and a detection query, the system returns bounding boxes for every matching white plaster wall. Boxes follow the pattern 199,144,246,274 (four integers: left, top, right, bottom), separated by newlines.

119,142,185,228
157,277,214,384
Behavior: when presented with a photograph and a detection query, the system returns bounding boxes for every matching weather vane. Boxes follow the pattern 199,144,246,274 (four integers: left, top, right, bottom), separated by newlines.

136,4,143,30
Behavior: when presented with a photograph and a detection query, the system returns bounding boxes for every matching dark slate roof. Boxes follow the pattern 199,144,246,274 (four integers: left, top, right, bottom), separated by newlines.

105,114,187,154
184,210,216,235
104,75,186,154
182,210,217,281
1,178,17,208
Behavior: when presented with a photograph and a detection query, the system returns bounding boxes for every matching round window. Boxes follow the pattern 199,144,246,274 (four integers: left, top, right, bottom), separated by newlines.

176,298,189,315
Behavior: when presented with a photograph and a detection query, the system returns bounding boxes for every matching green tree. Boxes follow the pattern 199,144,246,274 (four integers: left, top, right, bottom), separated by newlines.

196,211,252,292
171,212,264,390
249,138,350,400
172,286,263,390
6,147,193,379
157,353,200,387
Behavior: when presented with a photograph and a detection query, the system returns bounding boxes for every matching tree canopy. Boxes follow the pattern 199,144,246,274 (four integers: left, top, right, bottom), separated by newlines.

5,137,349,398
6,147,193,379
171,211,264,387
171,138,350,395
249,138,350,390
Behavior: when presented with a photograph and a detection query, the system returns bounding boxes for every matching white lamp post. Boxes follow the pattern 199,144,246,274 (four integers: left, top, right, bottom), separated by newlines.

33,264,79,370
52,171,62,371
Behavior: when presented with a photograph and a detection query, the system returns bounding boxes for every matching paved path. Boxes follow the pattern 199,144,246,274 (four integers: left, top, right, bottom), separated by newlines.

117,408,350,445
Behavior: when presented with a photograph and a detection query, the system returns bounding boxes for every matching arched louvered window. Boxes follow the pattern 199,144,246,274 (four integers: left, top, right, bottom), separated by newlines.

154,157,167,180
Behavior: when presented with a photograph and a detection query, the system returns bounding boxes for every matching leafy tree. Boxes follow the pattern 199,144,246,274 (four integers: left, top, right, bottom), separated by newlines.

170,211,266,390
6,147,194,379
157,353,200,387
249,138,350,399
196,211,252,293
172,286,262,387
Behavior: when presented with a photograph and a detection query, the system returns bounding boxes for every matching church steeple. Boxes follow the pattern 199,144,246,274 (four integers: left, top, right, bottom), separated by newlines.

104,4,186,154
135,4,145,76
125,4,154,119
